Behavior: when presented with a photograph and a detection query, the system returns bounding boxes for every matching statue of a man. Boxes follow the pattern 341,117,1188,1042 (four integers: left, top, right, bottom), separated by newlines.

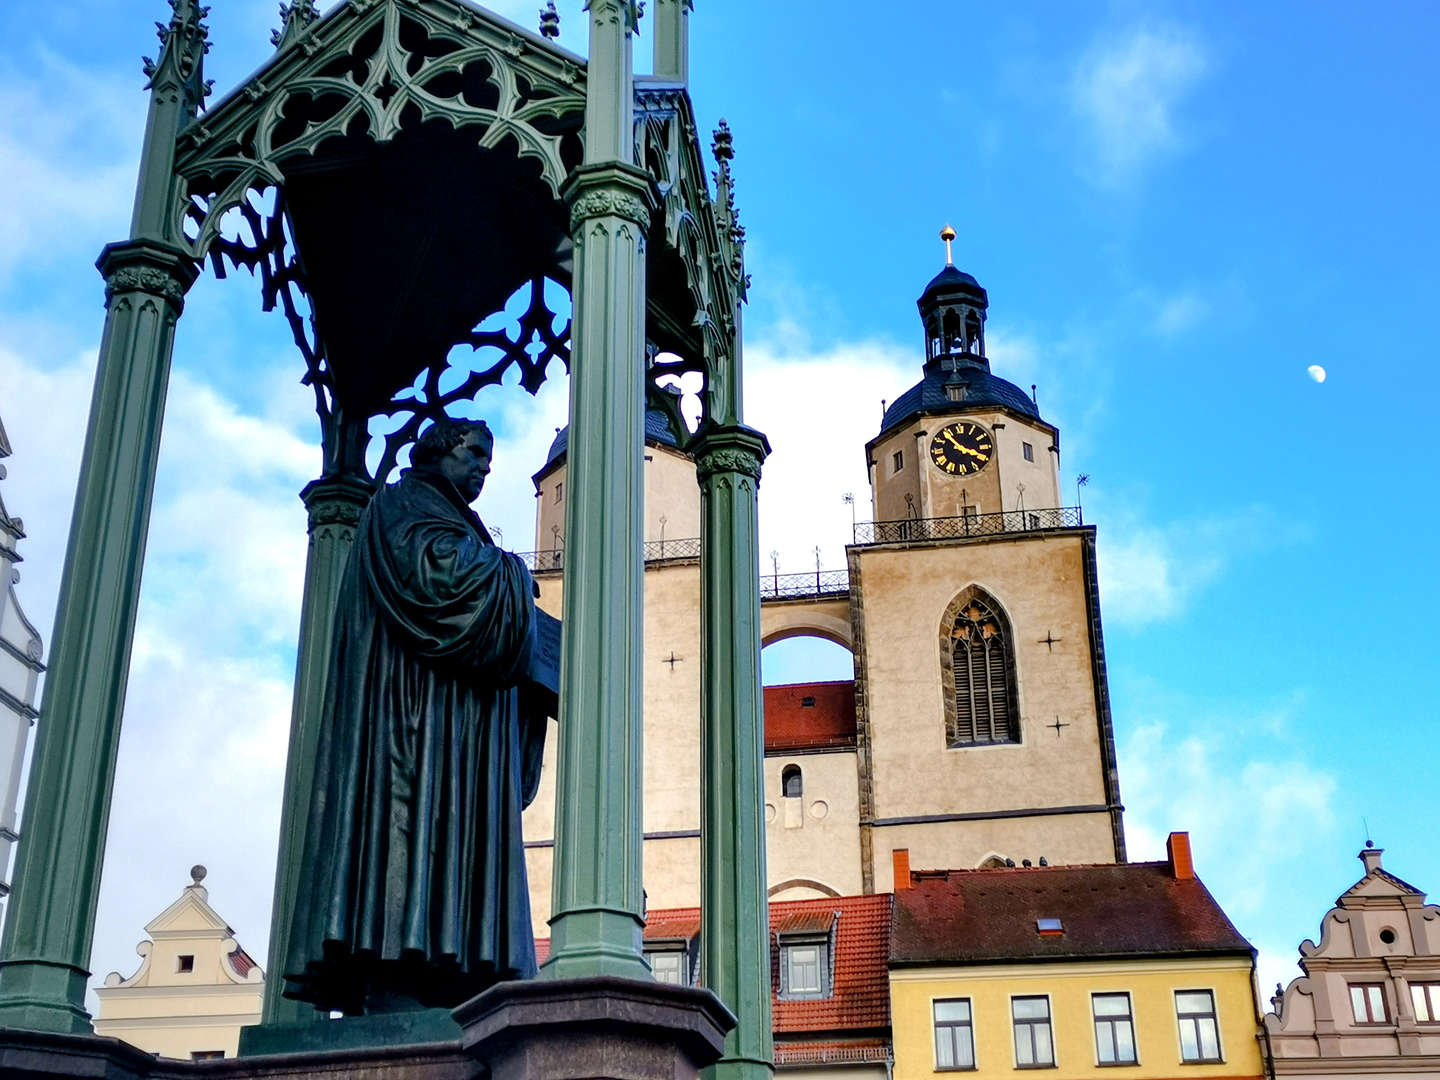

285,418,553,1014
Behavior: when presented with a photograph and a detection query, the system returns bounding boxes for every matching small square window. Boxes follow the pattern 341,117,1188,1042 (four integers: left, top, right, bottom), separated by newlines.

648,949,687,986
1412,982,1440,1023
800,696,816,707
1093,993,1137,1065
1012,996,1055,1068
893,450,905,473
176,955,194,973
1350,982,1388,1024
947,385,967,402
1175,990,1222,1063
934,998,975,1070
1023,442,1034,462
782,942,824,997
554,481,563,503
1036,918,1063,934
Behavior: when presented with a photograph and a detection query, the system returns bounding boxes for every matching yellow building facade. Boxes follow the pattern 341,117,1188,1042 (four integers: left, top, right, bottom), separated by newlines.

888,837,1264,1080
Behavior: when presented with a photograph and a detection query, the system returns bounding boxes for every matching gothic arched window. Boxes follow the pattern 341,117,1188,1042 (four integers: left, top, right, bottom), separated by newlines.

940,587,1020,747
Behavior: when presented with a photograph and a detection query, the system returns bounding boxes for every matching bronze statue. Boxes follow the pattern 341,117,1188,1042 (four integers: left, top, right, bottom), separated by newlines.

285,418,557,1014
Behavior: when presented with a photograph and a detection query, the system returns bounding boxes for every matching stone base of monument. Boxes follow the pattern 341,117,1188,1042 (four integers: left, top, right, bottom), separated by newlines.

0,977,736,1080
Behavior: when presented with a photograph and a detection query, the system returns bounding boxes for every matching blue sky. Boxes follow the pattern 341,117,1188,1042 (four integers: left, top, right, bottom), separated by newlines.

0,0,1436,1008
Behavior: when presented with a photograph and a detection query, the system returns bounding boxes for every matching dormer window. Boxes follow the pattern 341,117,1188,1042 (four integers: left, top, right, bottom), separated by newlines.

946,385,966,402
779,938,830,999
1036,917,1063,935
647,946,689,986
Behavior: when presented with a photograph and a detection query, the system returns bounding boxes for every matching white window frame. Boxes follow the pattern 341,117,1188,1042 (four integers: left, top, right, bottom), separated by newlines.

783,941,823,997
647,947,687,986
1174,988,1224,1064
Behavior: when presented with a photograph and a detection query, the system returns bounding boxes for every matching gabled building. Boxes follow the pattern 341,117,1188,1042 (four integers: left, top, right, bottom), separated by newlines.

0,413,44,918
887,834,1264,1080
93,867,263,1060
1264,844,1440,1076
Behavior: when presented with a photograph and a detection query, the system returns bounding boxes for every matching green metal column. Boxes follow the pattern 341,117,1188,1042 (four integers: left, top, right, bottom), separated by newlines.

261,472,373,1026
0,0,207,1033
695,425,774,1080
543,0,656,981
0,240,196,1034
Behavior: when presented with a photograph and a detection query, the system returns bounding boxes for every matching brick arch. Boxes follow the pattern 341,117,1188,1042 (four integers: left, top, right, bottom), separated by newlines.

767,878,841,899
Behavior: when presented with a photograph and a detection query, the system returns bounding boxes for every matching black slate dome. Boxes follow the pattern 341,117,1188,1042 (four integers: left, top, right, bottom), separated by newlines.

921,264,988,304
877,252,1041,435
541,404,686,472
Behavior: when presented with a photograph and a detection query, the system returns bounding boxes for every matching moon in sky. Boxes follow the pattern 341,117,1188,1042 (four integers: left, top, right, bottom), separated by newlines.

1307,364,1327,384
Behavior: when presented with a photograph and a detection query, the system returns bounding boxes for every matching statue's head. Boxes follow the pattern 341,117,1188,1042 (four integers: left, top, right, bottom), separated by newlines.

413,417,494,502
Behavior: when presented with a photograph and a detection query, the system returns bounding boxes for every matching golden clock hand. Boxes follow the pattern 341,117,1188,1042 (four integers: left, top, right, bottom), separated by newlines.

943,430,965,450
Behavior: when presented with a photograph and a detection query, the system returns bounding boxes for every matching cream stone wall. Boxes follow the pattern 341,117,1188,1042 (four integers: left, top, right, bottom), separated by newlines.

763,751,864,899
533,442,701,555
869,410,1061,524
761,596,854,651
854,531,1116,869
523,559,707,933
93,873,262,1061
872,815,1117,892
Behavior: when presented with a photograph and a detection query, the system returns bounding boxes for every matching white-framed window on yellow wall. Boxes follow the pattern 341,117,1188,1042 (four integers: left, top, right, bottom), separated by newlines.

1175,989,1223,1063
1012,994,1055,1069
933,997,975,1071
1092,992,1137,1066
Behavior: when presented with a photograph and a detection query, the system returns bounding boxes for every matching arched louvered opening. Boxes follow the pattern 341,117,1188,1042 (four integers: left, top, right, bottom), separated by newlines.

940,587,1020,747
781,764,803,799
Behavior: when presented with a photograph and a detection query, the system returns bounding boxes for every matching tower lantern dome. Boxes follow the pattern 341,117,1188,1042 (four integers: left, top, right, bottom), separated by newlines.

918,225,989,368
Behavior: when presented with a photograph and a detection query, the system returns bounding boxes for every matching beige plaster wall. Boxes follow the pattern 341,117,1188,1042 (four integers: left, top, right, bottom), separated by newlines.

854,532,1113,865
532,443,700,552
988,417,1060,513
872,814,1118,891
763,751,863,898
761,596,855,651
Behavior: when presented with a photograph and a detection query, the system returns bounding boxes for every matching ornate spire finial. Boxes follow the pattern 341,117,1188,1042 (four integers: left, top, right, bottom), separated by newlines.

189,864,207,884
940,223,956,267
141,0,212,119
272,0,320,51
539,0,560,39
712,118,733,162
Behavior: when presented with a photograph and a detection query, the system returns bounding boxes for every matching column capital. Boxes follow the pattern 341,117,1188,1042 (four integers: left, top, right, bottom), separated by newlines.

693,424,770,484
564,162,658,231
96,239,198,313
300,473,375,529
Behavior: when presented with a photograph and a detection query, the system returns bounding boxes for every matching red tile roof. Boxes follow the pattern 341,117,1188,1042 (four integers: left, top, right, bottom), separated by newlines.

891,861,1254,966
227,945,259,978
771,893,891,1035
764,681,856,753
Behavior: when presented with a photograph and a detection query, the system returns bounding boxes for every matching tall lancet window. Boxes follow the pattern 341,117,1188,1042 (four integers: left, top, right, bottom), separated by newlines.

940,587,1020,746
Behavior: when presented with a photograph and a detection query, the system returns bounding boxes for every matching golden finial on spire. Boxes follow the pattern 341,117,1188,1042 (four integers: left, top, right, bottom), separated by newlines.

940,223,956,266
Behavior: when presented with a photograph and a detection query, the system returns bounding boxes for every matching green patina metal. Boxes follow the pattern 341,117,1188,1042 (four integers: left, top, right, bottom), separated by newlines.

0,0,769,1069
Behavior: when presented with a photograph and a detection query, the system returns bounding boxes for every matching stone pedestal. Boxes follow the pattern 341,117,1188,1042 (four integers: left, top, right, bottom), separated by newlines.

0,978,732,1080
457,977,734,1080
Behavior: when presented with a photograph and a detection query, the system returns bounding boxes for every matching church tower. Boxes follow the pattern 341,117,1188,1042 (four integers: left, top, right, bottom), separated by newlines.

847,230,1124,889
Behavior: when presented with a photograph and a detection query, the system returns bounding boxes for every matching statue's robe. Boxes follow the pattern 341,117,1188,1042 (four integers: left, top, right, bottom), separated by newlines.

285,467,547,1012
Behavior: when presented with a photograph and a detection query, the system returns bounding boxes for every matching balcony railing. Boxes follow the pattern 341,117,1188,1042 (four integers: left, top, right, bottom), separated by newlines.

760,569,850,601
852,506,1082,546
517,536,702,573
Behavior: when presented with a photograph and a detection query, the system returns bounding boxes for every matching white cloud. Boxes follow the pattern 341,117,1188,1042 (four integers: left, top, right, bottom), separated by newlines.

1152,290,1209,337
0,53,142,283
1117,688,1339,999
1070,24,1209,186
1091,497,1302,627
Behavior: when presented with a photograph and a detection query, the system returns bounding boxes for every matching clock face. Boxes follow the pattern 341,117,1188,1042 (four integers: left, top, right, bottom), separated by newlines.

929,421,994,476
